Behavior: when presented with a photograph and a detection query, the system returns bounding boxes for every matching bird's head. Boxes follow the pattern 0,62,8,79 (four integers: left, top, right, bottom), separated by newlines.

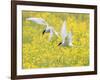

58,42,62,46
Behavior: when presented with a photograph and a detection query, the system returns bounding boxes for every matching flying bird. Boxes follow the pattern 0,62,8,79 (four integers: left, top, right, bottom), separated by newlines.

26,17,59,41
58,20,73,47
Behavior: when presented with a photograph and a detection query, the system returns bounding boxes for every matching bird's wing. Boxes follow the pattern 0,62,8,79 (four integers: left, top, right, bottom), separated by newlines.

67,32,73,46
54,31,60,37
61,20,67,42
52,28,60,38
26,17,47,25
68,32,72,42
49,29,54,41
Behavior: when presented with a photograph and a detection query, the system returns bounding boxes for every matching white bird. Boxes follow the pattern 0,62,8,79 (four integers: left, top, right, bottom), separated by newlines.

26,17,46,25
26,17,59,41
58,20,73,47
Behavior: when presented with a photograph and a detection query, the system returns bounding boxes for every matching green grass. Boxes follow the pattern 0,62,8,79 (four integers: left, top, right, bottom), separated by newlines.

22,11,89,69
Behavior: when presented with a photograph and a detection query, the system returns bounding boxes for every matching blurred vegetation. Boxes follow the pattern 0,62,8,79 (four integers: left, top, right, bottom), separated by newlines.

22,11,89,69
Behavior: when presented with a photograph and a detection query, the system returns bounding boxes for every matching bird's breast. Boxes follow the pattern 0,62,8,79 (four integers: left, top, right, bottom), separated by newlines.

45,29,50,32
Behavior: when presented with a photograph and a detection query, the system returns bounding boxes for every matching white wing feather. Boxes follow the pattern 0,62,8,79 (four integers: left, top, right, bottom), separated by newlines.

26,17,47,25
61,21,67,42
54,30,60,38
67,32,73,46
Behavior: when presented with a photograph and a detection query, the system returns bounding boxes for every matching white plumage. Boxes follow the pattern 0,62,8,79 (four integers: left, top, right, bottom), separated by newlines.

26,17,59,41
61,21,67,43
59,20,73,47
26,17,46,25
26,17,73,46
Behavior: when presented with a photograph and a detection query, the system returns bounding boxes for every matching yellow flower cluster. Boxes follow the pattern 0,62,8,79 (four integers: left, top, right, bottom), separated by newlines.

22,11,89,69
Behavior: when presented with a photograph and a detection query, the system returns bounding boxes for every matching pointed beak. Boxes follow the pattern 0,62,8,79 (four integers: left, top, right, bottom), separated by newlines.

42,30,46,35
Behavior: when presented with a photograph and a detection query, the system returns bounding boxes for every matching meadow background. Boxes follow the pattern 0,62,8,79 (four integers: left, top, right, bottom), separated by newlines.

22,11,89,69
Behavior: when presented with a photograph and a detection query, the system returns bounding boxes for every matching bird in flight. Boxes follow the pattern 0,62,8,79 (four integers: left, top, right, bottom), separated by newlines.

58,20,73,47
26,17,59,41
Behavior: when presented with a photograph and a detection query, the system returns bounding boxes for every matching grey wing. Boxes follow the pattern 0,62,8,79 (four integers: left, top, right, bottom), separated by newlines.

61,20,67,42
50,27,60,38
26,17,47,25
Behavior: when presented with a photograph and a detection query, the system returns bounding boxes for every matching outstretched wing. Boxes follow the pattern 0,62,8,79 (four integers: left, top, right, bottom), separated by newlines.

26,17,47,25
61,20,67,42
67,31,73,46
53,30,60,38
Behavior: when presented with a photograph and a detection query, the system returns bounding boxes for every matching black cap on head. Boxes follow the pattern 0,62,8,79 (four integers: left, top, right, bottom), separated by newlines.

42,30,46,35
58,42,62,46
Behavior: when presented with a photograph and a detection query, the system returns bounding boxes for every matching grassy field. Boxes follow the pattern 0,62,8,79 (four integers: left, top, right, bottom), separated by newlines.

22,11,89,69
